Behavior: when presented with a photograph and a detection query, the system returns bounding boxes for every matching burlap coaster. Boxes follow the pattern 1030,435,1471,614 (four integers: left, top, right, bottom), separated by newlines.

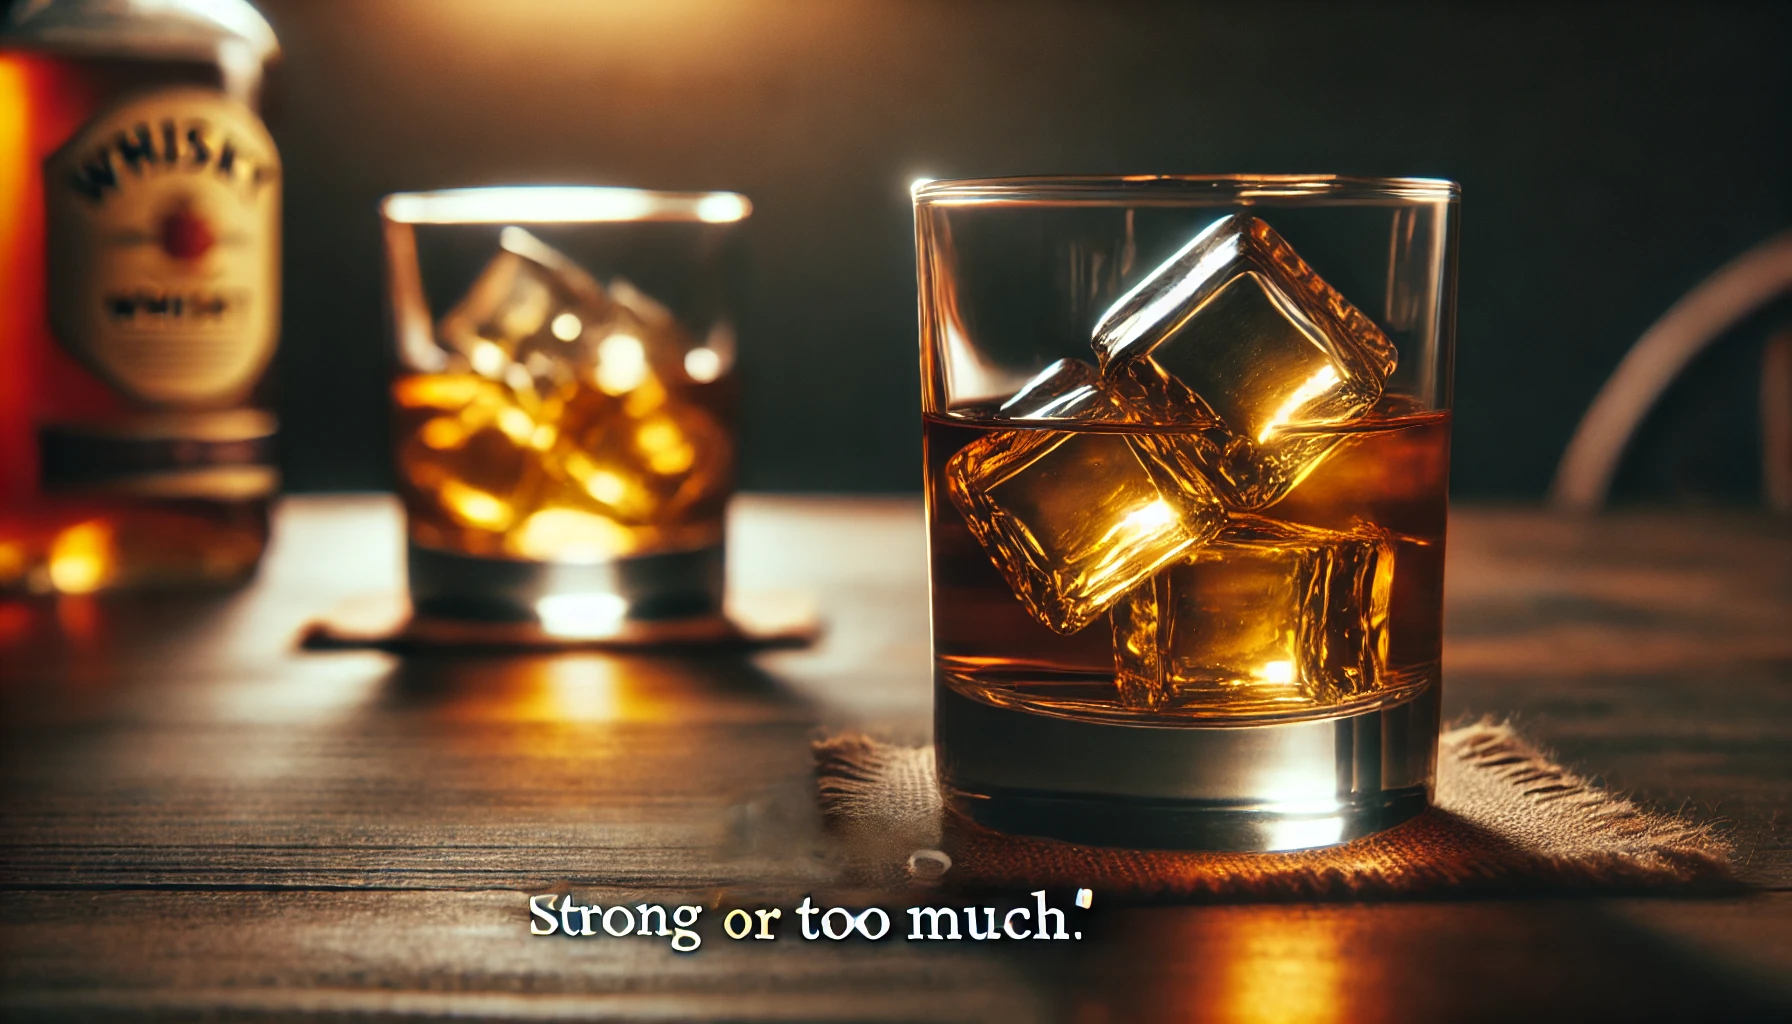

300,589,821,653
815,722,1734,900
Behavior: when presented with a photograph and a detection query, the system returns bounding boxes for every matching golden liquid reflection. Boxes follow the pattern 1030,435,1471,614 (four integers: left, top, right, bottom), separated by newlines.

1212,909,1345,1024
1073,907,1350,1024
380,652,803,728
475,655,629,722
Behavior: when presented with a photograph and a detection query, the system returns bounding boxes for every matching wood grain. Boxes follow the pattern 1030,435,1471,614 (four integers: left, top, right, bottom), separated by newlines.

2,495,1789,1021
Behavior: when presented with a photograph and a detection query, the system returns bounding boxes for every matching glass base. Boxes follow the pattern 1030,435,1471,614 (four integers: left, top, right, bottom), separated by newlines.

406,540,724,624
935,679,1438,852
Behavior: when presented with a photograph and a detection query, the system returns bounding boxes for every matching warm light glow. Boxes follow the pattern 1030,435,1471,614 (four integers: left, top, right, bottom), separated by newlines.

508,509,634,562
1253,749,1345,834
1258,364,1341,442
536,592,629,638
469,340,508,378
1255,659,1296,685
1211,909,1347,1023
419,416,467,450
909,177,936,196
0,540,25,583
395,374,482,409
584,469,630,506
1261,815,1346,852
694,192,750,223
538,658,625,720
1098,499,1175,548
495,407,535,443
636,417,695,475
47,521,114,594
439,479,512,530
683,346,722,382
593,333,649,394
550,312,583,341
382,186,751,225
622,375,668,418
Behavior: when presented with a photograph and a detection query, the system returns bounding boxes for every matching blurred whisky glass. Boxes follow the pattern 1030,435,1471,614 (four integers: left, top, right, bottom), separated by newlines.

917,175,1458,851
380,186,748,632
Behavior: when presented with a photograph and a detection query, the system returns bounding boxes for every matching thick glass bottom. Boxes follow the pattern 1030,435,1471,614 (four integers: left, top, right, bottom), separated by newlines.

935,677,1437,852
407,540,724,624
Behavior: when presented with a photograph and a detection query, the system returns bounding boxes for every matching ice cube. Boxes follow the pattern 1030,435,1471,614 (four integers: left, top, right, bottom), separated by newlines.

438,227,611,373
1111,516,1394,711
395,373,543,535
558,278,704,415
946,382,1226,634
547,374,733,530
997,358,1126,421
407,241,731,560
1093,215,1397,509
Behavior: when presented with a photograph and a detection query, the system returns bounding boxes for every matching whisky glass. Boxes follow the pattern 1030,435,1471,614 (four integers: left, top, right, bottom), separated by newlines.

380,186,748,632
918,176,1458,851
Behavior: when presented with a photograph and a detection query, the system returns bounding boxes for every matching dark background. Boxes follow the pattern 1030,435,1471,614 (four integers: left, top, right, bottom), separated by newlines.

157,1,1792,497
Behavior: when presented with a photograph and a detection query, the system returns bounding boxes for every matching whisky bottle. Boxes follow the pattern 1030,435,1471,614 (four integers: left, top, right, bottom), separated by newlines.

0,0,281,594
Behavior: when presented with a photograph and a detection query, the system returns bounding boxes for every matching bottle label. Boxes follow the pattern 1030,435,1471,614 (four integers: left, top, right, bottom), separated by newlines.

44,86,281,409
40,86,281,499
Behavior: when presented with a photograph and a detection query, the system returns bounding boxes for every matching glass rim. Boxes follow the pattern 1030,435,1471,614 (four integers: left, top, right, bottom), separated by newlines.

912,174,1460,206
381,185,752,225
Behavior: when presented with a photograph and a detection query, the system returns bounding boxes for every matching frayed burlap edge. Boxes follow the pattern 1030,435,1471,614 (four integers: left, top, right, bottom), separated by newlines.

815,721,1734,899
1430,720,1731,888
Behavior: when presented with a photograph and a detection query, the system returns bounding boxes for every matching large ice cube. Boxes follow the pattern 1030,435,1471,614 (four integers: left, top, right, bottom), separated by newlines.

439,228,609,374
394,373,546,536
548,376,733,530
946,362,1225,634
1092,214,1397,509
1111,516,1394,711
401,229,735,563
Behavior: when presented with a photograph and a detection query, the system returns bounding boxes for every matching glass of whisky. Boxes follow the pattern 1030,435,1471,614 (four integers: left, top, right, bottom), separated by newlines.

917,176,1458,851
380,186,748,634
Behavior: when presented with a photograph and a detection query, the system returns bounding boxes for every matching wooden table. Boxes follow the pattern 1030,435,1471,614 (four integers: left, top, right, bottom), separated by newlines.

2,496,1789,1021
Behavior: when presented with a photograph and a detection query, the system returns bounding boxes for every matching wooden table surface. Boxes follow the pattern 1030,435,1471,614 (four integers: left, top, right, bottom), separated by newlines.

2,495,1789,1022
